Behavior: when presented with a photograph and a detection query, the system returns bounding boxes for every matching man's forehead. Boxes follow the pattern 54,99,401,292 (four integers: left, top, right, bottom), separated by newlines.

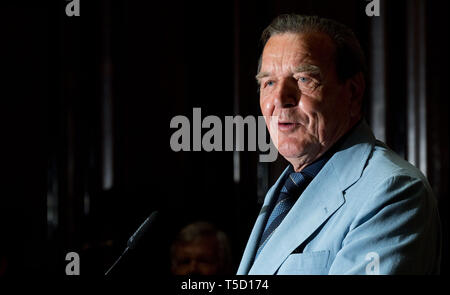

265,31,334,51
261,32,335,70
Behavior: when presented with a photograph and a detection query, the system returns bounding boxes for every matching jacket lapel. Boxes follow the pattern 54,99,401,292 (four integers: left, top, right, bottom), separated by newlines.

248,162,344,274
236,167,291,275
247,121,375,275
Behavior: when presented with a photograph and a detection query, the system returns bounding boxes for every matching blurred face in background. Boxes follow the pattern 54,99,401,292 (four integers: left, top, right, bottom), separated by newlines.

258,32,363,171
171,236,221,275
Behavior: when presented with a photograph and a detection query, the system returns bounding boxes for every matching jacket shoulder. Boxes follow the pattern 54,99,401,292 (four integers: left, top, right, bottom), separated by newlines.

362,140,431,188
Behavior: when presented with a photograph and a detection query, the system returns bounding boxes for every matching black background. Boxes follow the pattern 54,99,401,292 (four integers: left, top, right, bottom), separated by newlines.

1,0,448,277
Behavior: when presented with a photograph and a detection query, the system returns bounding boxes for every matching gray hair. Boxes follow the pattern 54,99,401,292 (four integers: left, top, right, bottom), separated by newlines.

170,221,232,273
258,14,366,83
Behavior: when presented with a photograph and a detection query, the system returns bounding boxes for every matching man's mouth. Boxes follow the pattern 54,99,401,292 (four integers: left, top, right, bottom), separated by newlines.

278,121,300,132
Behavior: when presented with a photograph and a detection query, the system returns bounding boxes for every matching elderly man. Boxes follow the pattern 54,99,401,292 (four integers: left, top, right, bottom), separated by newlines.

237,14,441,275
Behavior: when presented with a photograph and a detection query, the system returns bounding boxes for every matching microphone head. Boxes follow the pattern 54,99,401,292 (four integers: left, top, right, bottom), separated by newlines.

127,211,159,250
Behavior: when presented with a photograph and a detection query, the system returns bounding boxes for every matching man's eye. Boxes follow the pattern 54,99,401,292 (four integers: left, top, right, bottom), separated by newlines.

178,258,191,265
265,80,275,87
298,77,311,83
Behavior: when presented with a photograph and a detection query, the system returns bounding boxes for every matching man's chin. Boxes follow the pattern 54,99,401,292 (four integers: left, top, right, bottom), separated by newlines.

278,148,305,161
277,145,320,166
276,140,306,156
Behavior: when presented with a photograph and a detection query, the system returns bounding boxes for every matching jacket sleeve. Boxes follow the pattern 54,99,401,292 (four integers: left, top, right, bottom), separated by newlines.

328,174,441,274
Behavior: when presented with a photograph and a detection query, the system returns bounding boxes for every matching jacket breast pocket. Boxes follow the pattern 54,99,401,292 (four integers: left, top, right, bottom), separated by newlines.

276,250,331,275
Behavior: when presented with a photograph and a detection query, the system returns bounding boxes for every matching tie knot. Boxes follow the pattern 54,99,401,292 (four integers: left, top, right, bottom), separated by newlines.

281,172,309,196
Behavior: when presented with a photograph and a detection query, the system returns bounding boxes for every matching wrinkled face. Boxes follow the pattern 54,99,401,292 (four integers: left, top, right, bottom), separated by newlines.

258,32,361,170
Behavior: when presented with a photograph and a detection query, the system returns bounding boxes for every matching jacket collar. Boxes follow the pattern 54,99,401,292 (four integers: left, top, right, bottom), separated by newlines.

244,120,375,274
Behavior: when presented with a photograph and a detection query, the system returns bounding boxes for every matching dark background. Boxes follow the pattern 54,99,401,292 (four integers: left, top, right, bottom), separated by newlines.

1,0,448,276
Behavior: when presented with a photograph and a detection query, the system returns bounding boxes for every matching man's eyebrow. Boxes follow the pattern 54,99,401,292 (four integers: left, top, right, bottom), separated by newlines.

255,71,270,82
294,64,322,77
256,65,322,84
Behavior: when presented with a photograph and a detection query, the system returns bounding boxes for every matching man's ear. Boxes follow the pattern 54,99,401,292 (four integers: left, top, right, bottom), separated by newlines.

347,72,365,117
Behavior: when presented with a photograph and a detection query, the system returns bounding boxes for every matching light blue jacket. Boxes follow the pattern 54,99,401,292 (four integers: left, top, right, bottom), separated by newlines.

237,121,441,275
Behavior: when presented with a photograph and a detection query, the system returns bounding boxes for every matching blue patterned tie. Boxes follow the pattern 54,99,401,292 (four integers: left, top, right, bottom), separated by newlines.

255,170,311,259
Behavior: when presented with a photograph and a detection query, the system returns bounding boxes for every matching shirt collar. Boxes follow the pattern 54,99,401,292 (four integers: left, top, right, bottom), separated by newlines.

288,151,331,180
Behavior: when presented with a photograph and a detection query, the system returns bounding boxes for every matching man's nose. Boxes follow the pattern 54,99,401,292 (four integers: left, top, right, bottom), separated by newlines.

273,78,299,108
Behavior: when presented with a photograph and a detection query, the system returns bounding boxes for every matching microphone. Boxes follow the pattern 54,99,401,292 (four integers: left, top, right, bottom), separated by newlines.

105,211,159,275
